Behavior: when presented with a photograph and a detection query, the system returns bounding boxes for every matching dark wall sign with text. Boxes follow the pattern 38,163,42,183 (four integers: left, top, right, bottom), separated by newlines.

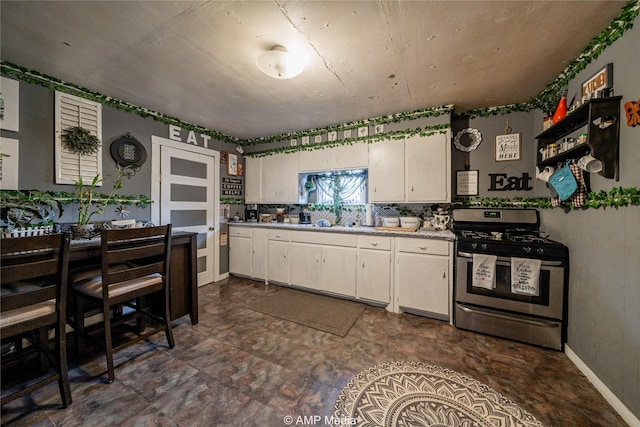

221,177,243,197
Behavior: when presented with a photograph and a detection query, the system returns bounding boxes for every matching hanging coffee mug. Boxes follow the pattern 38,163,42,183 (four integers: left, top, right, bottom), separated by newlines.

577,154,603,173
536,166,555,183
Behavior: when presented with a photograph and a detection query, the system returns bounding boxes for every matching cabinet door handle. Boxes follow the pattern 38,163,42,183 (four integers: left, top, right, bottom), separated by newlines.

371,242,378,247
275,234,281,238
362,261,365,268
419,245,428,250
441,270,446,279
316,256,320,263
411,185,414,192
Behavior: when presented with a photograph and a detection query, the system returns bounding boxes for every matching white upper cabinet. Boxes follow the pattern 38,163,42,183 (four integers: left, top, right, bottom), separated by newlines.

299,148,331,172
369,133,450,203
368,139,405,202
299,141,368,172
331,141,369,170
244,156,262,204
260,152,299,204
406,133,449,202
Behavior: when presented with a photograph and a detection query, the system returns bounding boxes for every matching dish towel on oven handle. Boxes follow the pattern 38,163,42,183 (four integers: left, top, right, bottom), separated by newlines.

511,257,542,296
472,254,497,290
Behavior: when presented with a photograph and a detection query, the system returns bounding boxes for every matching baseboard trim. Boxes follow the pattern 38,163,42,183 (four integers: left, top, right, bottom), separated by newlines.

565,344,638,426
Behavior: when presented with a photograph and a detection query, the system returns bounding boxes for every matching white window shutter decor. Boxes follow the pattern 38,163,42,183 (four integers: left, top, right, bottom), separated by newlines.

55,91,103,184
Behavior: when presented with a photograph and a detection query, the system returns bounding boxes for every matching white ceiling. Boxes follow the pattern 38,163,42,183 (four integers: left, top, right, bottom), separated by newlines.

0,1,627,140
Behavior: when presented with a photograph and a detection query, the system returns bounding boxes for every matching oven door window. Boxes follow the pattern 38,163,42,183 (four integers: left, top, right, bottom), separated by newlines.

466,262,551,306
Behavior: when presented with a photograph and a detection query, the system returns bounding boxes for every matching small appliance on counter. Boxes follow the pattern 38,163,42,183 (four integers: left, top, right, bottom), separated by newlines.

245,208,258,222
276,208,285,223
299,212,311,224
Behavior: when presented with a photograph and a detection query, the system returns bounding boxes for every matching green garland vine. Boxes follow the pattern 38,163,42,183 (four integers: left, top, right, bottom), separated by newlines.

1,190,154,209
453,187,640,210
242,105,454,147
461,0,639,119
0,61,239,145
1,0,637,151
245,125,451,158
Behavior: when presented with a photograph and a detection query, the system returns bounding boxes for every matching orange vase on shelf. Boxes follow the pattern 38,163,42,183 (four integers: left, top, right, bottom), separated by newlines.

552,96,567,123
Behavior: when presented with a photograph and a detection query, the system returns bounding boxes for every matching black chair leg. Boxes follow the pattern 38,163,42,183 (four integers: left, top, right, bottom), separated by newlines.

36,327,49,373
103,301,115,383
73,295,85,359
164,292,175,349
56,322,72,407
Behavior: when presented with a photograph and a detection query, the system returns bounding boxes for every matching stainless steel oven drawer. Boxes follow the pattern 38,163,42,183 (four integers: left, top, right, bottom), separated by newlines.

455,303,563,350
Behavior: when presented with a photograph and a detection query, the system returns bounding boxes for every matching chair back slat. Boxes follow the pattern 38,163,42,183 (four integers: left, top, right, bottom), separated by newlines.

1,234,70,312
2,259,61,283
107,262,165,284
105,241,166,265
100,225,171,288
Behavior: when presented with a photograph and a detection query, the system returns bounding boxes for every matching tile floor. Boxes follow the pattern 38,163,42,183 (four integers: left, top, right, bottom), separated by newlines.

1,277,627,426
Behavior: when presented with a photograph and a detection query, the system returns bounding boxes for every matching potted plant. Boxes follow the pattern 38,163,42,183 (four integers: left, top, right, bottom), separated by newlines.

71,167,125,239
0,190,62,235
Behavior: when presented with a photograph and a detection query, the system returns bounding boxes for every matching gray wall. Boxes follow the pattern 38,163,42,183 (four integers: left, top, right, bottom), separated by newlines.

1,79,240,275
539,17,640,418
456,17,639,418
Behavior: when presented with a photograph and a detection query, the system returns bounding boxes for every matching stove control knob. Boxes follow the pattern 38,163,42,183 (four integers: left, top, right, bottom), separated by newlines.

523,246,532,254
481,244,488,250
536,248,544,255
471,243,478,250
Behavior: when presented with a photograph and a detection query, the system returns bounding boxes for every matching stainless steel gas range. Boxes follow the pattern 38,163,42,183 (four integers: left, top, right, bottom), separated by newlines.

452,208,569,351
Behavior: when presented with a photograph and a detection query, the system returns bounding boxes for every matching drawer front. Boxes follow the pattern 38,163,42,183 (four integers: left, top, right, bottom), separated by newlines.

228,226,251,238
397,237,449,256
268,229,291,241
291,230,356,247
357,235,391,251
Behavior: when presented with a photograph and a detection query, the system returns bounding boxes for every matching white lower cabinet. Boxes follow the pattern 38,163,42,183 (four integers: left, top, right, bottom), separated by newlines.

251,228,267,280
320,246,357,297
356,235,392,303
395,237,451,319
230,226,452,320
289,231,357,297
267,230,290,285
229,226,252,278
289,243,322,290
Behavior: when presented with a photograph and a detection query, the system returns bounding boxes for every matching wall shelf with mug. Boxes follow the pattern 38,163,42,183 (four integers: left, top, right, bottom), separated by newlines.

535,96,622,181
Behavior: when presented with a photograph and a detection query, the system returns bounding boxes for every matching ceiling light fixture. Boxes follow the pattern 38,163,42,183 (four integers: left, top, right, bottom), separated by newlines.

256,45,307,80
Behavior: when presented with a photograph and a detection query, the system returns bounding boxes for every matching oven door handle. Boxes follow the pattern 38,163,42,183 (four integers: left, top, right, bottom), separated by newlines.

457,251,564,267
457,305,561,328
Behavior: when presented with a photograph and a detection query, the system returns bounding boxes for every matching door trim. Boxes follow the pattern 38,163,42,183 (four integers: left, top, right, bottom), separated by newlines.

151,135,221,283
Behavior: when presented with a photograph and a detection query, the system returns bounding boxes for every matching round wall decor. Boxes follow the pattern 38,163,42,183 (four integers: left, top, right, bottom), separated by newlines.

454,128,483,152
110,133,147,168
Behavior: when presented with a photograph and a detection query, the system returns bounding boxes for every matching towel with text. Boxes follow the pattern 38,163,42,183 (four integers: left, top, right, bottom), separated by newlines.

511,257,542,296
472,254,497,290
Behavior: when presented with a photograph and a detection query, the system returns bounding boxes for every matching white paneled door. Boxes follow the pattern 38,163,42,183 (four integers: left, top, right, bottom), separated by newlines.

152,137,218,286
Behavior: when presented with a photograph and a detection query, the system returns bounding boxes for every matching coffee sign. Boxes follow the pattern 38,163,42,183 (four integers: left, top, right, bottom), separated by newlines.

222,177,243,196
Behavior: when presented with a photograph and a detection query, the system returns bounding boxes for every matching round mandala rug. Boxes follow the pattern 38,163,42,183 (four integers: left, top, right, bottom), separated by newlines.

334,361,544,427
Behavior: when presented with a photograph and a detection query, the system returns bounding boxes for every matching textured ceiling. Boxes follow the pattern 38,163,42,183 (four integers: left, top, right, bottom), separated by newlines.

0,1,627,140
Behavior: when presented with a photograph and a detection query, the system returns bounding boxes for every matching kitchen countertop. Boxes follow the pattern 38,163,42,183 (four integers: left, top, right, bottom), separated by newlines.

227,221,455,241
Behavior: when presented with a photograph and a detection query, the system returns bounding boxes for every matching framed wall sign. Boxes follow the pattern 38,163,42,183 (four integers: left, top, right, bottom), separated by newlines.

495,133,521,161
0,77,19,132
582,63,613,98
456,170,479,196
227,153,238,176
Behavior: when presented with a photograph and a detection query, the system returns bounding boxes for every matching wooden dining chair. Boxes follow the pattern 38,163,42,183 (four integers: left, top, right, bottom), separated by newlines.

1,233,72,408
70,224,174,383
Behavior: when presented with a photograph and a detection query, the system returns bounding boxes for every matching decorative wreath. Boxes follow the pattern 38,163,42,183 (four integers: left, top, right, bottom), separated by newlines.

453,128,483,152
61,126,101,155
